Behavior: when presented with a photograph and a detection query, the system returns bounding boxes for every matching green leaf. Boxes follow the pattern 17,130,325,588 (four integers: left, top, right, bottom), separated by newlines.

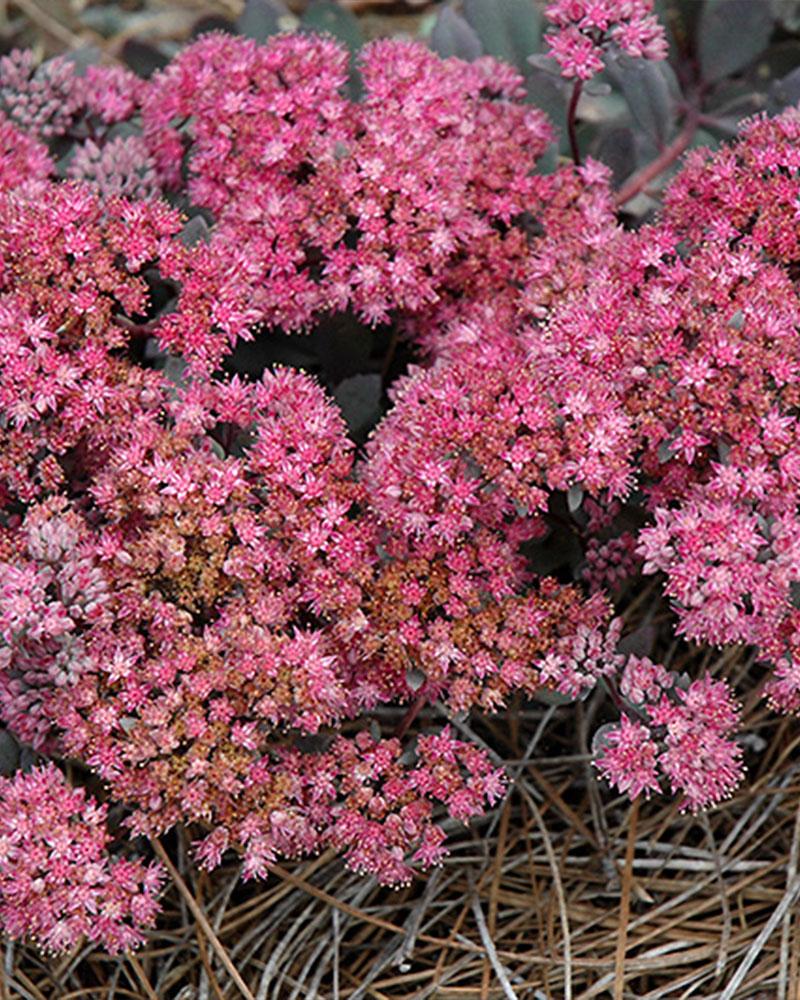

567,484,584,514
0,731,18,777
226,333,318,378
574,88,629,124
745,39,800,81
333,374,383,441
179,215,211,247
771,0,800,31
770,64,800,112
191,15,237,38
463,0,542,75
301,1,363,53
617,623,656,659
61,45,103,75
237,0,292,43
525,64,569,153
699,82,766,136
106,121,142,141
526,527,583,579
606,52,681,147
687,127,722,155
406,667,426,692
698,0,775,84
535,687,575,706
654,0,689,62
121,39,171,79
592,126,637,187
591,722,620,755
312,313,375,383
78,7,142,37
430,7,483,61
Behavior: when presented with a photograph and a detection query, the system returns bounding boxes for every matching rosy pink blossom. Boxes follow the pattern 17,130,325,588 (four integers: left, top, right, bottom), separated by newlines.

0,764,163,953
544,0,667,80
595,664,744,812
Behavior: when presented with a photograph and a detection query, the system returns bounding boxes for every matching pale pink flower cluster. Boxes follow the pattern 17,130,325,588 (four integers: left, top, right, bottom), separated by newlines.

0,50,144,138
80,64,145,125
544,0,667,80
68,136,160,201
538,617,624,699
595,659,744,812
0,505,107,749
0,764,163,953
0,50,82,138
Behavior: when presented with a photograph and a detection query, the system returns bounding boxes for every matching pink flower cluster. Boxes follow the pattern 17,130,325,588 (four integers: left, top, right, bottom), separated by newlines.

137,33,613,370
0,183,181,510
544,107,800,713
361,331,634,711
0,341,576,888
366,336,635,541
194,727,506,886
538,616,624,700
0,764,163,953
0,234,525,892
0,115,52,192
544,0,667,80
0,504,108,749
595,658,744,812
638,479,800,649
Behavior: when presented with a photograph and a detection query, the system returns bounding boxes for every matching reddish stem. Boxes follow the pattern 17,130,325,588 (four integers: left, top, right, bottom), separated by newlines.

394,692,427,740
603,676,624,712
567,79,584,166
112,315,160,339
615,108,700,208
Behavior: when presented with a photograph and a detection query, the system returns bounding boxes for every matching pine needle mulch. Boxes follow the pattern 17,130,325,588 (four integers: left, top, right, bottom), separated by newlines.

4,677,799,999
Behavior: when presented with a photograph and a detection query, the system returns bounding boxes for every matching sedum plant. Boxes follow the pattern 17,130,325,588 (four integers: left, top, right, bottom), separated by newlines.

0,0,797,954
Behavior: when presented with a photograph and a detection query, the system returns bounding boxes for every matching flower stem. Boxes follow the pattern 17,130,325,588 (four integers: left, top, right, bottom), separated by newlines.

615,108,699,208
394,691,427,739
567,79,584,166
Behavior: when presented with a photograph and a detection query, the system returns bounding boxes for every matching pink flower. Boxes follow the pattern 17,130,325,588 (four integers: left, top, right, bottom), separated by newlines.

544,0,666,81
595,666,744,812
653,677,745,812
594,716,661,800
0,114,51,190
140,33,556,370
546,26,605,80
0,765,163,953
0,14,794,892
